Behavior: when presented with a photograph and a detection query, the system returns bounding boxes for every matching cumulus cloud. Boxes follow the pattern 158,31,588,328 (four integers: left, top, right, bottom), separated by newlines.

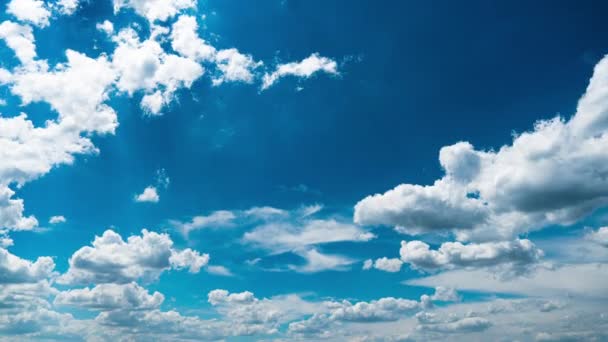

0,185,38,231
429,286,460,302
363,257,403,273
48,215,66,225
112,0,196,22
58,229,209,285
134,186,159,203
11,49,118,134
56,0,82,15
328,297,422,322
416,314,491,334
288,295,433,337
586,227,608,247
262,53,338,90
0,248,55,284
111,27,203,115
170,15,216,62
399,239,544,276
96,20,114,36
212,48,262,85
54,283,163,311
208,289,323,336
0,21,37,67
355,55,608,241
6,0,51,27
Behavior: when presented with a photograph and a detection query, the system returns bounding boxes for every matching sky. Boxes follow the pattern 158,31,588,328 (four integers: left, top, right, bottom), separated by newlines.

1,0,608,341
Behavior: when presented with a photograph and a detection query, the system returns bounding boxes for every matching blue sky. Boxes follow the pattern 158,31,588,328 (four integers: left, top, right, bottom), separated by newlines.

1,0,608,340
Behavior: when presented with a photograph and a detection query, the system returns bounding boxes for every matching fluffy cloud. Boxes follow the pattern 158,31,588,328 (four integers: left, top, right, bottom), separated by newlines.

96,20,114,36
54,283,164,310
112,0,196,22
208,289,323,336
416,314,492,334
212,48,262,86
399,239,544,276
56,0,81,15
0,21,37,67
328,297,422,322
170,15,216,62
0,248,55,284
429,286,460,302
134,186,159,203
48,215,66,224
586,227,608,247
0,185,37,231
262,53,339,89
12,49,118,134
6,0,50,27
288,295,432,337
59,229,209,284
111,27,203,115
374,257,403,272
355,55,608,241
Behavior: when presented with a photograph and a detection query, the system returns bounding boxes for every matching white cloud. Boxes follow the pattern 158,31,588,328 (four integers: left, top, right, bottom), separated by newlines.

111,27,203,115
0,21,37,67
328,297,422,322
406,262,608,298
54,282,164,310
288,295,430,337
289,248,355,273
212,48,262,86
12,49,118,134
355,55,608,241
362,259,373,270
0,247,55,284
0,185,38,231
6,0,51,28
56,0,82,15
0,235,13,248
208,289,323,335
169,247,209,273
96,20,114,36
243,218,374,253
417,315,491,334
48,215,66,224
244,206,289,220
371,257,403,273
399,239,544,276
170,210,236,235
429,286,460,302
262,53,338,90
206,265,234,277
170,15,216,62
134,186,159,203
58,229,209,284
586,227,608,247
112,0,196,22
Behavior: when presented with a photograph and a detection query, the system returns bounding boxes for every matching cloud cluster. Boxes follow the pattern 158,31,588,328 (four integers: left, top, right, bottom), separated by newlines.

0,2,339,235
399,239,543,276
58,229,209,285
355,55,608,241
